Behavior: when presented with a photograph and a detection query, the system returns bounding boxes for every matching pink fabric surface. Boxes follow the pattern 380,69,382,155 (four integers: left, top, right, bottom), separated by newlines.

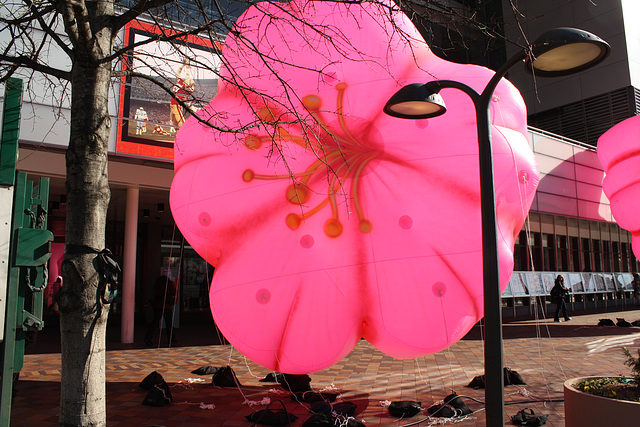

598,115,640,258
170,0,539,373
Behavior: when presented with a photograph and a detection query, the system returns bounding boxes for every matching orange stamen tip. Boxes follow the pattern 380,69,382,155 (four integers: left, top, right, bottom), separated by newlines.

259,107,275,122
359,220,372,233
243,85,379,239
245,134,262,150
324,219,343,238
286,213,301,230
286,183,309,204
302,95,321,110
242,170,255,182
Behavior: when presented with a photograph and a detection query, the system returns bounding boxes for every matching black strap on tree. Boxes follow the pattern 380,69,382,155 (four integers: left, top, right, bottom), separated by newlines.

96,249,121,304
66,245,121,305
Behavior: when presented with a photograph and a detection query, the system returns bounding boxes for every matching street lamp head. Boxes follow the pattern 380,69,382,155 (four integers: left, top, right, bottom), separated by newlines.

526,27,610,77
383,28,609,120
383,83,446,119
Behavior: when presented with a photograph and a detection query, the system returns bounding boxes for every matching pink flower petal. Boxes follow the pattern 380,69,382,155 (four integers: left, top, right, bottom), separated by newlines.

170,0,539,373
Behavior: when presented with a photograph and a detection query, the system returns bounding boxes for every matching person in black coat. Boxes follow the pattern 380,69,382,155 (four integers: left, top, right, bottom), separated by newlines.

551,274,571,322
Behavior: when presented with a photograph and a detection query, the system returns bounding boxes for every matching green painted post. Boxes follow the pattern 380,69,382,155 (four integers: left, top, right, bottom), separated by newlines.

0,77,52,427
0,174,27,427
0,174,52,426
0,78,23,186
0,78,23,427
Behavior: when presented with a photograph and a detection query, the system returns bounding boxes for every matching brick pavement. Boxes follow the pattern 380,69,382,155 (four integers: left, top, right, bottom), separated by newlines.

9,308,640,426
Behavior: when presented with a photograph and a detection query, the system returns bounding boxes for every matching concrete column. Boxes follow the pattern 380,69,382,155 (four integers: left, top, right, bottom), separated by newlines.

121,186,139,343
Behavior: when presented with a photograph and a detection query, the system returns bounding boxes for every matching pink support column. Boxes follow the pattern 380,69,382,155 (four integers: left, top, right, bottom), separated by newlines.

121,186,139,343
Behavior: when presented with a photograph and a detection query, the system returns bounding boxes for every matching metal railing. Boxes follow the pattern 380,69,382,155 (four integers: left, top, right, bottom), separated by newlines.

502,271,637,318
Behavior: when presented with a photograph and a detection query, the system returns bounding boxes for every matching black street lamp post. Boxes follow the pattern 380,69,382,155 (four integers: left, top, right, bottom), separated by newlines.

384,28,610,426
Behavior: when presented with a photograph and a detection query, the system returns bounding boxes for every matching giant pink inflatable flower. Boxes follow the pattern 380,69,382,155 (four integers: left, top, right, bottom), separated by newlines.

170,0,539,373
598,115,640,258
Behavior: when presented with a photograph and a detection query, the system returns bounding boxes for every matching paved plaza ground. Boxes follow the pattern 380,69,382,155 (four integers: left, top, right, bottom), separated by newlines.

9,307,640,426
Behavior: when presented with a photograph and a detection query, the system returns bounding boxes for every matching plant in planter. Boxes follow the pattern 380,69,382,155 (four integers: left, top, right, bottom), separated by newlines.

574,347,640,402
574,376,640,401
564,347,640,427
623,346,640,383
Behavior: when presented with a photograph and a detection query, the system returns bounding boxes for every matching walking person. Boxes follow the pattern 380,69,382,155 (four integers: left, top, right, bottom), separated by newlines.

47,276,63,313
145,275,178,346
551,274,571,322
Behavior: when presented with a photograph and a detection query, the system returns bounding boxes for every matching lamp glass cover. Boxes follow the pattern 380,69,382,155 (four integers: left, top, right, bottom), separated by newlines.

388,100,443,117
532,42,603,72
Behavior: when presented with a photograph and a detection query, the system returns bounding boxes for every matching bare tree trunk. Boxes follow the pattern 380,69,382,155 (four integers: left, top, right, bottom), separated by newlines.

58,18,113,426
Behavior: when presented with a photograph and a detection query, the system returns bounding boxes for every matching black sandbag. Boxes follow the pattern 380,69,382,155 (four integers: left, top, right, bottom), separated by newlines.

212,365,241,387
309,401,332,414
467,367,526,388
302,413,334,426
309,400,357,417
245,399,297,426
388,401,421,418
191,365,219,375
427,403,456,418
139,371,165,390
246,409,298,426
302,414,364,427
142,382,173,407
291,391,339,403
443,392,471,415
279,373,311,392
617,318,632,327
511,408,548,426
332,401,357,416
505,367,526,385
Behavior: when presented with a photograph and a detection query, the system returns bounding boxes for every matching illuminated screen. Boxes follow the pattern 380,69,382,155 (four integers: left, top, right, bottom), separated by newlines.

117,21,221,160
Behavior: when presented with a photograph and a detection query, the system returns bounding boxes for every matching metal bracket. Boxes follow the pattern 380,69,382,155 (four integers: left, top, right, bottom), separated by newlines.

14,228,53,267
21,310,44,330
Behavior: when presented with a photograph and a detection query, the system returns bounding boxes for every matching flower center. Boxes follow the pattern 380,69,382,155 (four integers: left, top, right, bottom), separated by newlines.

242,83,383,238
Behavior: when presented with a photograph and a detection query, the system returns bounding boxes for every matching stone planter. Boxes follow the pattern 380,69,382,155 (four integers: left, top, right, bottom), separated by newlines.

564,377,640,427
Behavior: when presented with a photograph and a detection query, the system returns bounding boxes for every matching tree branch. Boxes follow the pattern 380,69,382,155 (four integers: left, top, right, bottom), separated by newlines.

24,0,73,57
56,0,80,47
0,2,56,25
60,0,93,52
0,53,70,80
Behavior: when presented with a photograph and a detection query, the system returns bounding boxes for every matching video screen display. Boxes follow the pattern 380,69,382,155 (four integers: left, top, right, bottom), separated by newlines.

117,21,221,160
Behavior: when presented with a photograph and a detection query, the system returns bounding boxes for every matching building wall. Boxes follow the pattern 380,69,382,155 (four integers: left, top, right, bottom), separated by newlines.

15,146,174,191
515,129,637,278
529,128,613,222
621,0,640,89
502,0,630,115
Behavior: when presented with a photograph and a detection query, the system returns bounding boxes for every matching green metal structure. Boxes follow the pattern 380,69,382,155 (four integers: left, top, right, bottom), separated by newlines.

0,79,21,186
0,78,53,425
